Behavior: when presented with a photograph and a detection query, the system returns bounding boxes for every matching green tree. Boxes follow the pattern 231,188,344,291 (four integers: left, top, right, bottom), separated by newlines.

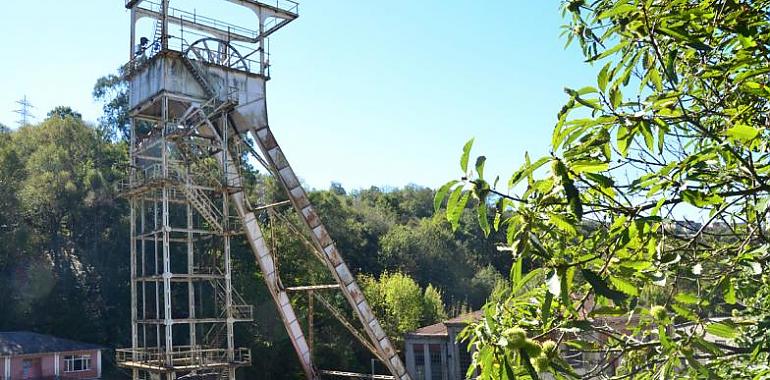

438,1,770,378
47,106,83,120
0,111,130,347
93,72,129,139
360,272,447,347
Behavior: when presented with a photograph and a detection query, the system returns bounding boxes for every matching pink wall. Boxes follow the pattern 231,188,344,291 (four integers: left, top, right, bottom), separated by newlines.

8,349,100,379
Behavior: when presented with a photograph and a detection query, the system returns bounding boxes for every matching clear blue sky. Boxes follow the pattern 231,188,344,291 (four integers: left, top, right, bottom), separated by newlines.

0,1,596,191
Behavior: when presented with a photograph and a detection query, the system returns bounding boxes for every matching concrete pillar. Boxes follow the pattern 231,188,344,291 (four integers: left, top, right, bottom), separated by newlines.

405,343,415,378
440,344,447,380
54,353,60,377
423,345,431,380
4,356,10,380
97,351,102,378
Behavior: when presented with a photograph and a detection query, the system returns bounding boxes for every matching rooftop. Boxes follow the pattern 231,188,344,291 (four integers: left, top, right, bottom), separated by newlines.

0,332,104,356
408,311,484,337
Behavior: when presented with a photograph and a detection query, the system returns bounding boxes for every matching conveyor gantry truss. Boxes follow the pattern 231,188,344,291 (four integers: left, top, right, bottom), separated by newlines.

116,2,411,380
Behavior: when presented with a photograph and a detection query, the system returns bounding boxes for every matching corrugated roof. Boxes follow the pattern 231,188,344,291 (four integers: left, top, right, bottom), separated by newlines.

0,332,104,355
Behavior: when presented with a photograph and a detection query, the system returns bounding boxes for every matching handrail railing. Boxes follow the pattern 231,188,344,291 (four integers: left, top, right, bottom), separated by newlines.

137,1,259,39
126,0,298,15
116,346,251,366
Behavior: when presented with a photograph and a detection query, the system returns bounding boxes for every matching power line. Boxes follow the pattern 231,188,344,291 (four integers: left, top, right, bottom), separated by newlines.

13,95,35,127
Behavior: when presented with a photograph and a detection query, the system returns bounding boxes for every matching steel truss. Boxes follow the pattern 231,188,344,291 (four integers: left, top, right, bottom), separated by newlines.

118,1,411,379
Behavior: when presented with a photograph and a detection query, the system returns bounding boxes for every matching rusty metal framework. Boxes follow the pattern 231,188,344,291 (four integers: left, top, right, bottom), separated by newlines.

117,1,411,380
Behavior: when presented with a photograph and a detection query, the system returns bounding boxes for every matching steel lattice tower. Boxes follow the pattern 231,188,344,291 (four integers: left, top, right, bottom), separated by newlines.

116,2,412,380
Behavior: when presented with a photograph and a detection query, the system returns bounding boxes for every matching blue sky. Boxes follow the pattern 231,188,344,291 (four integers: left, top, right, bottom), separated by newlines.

0,1,597,191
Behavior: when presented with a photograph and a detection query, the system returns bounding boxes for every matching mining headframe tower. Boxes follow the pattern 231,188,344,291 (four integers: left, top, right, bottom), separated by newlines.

115,1,411,380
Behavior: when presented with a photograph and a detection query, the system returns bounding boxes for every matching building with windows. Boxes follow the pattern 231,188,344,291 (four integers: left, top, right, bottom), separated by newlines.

0,332,103,379
403,311,637,380
404,311,482,380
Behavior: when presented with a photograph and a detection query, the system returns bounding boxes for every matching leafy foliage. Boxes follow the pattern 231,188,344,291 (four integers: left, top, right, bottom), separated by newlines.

0,113,130,379
46,106,83,121
93,72,129,140
360,272,447,347
0,104,509,378
437,0,770,378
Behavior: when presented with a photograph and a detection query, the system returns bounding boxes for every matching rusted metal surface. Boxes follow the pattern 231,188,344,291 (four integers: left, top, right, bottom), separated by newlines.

285,284,340,292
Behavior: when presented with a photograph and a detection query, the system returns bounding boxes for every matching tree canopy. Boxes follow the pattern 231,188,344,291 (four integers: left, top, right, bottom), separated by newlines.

360,272,448,347
438,0,770,378
0,102,507,378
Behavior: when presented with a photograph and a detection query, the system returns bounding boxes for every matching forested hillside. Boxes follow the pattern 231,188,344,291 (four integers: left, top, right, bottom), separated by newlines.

0,108,508,378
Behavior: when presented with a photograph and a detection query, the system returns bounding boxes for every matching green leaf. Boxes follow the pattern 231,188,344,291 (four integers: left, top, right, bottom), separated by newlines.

581,269,627,305
598,62,612,92
616,126,632,157
725,124,760,143
574,96,602,110
619,260,652,271
681,190,723,208
589,306,626,316
674,292,699,305
705,321,739,340
434,180,458,212
610,87,622,109
657,26,693,42
509,156,551,189
735,66,770,82
571,160,609,174
656,120,667,153
542,291,553,328
475,156,487,179
477,203,490,236
446,186,470,230
597,4,637,19
561,268,577,317
566,181,583,221
461,138,475,173
519,350,541,380
640,122,654,150
512,254,523,284
548,213,577,236
587,40,630,62
649,68,663,91
609,276,639,297
671,304,698,322
658,325,672,349
724,280,736,305
693,336,723,357
576,86,598,95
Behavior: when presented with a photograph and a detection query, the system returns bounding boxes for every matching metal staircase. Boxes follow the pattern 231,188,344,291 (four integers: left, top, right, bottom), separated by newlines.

183,183,225,233
182,56,217,98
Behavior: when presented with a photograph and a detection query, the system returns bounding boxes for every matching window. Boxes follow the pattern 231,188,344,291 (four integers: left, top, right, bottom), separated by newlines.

429,344,443,380
414,344,426,380
457,341,473,379
22,360,33,379
64,355,91,372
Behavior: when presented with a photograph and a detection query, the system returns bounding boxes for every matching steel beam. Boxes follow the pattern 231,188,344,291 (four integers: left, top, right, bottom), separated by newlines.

135,8,255,43
125,0,145,9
